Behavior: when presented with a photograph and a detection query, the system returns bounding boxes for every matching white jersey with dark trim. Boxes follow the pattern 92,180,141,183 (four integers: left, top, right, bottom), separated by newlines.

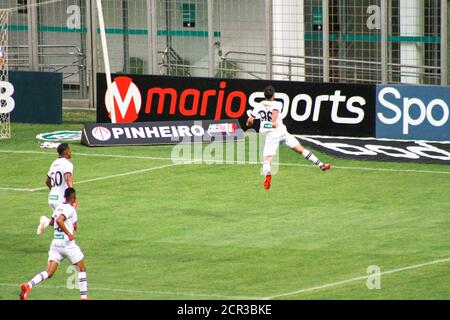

249,100,286,134
47,158,73,205
52,202,77,241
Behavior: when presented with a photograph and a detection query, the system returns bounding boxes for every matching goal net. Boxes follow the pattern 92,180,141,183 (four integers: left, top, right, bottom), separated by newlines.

0,9,10,139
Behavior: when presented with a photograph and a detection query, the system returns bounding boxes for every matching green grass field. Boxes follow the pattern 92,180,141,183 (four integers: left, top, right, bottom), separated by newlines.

1,111,450,300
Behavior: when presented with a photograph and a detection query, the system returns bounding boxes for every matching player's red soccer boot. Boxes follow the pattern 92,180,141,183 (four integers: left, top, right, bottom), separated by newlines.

264,175,272,190
20,283,31,301
320,163,332,171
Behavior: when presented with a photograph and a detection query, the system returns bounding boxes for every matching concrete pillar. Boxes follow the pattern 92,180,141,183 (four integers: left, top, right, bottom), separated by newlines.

86,0,95,107
265,0,273,80
380,0,388,83
323,0,329,82
400,0,424,84
442,0,448,85
27,0,39,71
207,0,215,77
272,0,305,81
147,0,158,74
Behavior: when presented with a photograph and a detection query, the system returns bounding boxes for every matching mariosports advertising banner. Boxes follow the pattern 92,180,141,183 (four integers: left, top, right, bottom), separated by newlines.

97,74,376,137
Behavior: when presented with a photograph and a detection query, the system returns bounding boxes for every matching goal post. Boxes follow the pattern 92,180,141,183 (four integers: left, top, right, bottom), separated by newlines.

95,0,116,123
0,9,12,140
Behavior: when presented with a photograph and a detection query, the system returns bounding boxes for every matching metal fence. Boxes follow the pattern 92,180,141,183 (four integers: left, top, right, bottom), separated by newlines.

1,0,448,107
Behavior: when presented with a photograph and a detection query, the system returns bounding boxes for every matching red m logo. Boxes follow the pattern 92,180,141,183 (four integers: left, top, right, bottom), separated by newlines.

105,77,142,123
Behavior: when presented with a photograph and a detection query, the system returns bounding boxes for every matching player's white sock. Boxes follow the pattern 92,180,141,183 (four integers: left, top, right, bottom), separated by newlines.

28,271,49,289
262,161,271,176
302,149,324,168
78,272,88,299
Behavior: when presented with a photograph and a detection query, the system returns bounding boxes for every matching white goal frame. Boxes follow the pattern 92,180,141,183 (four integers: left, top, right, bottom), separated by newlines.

0,9,11,140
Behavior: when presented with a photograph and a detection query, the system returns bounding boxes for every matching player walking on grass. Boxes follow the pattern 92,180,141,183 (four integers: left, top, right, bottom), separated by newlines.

20,188,89,300
246,85,332,190
37,143,76,235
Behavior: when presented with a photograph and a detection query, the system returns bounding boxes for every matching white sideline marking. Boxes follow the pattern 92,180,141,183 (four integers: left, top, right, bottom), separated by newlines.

1,257,449,299
263,257,450,300
0,149,172,161
309,165,450,176
0,283,261,300
60,162,182,188
0,187,36,192
0,163,182,193
1,149,449,175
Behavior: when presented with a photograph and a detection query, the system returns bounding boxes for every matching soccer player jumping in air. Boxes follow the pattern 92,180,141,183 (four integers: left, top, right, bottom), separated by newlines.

246,85,332,190
20,188,89,300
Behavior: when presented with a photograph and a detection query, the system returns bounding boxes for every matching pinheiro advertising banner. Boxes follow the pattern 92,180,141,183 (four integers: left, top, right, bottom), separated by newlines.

81,119,244,147
97,74,377,138
376,85,450,142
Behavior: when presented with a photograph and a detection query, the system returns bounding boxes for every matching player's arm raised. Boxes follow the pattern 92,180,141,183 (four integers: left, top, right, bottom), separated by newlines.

246,109,258,127
246,115,255,127
56,215,75,241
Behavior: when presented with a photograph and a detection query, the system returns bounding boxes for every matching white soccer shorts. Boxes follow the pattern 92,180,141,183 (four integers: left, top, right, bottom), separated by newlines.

263,132,299,157
48,240,84,265
48,199,63,211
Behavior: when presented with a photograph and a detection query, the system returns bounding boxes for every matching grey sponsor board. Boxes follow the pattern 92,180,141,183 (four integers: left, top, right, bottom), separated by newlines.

296,136,450,165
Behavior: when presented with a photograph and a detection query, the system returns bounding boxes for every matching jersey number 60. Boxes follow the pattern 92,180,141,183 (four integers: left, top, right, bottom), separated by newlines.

50,171,63,187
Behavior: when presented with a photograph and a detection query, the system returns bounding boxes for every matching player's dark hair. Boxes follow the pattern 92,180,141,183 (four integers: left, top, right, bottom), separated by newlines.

264,85,275,100
64,187,76,200
57,143,69,156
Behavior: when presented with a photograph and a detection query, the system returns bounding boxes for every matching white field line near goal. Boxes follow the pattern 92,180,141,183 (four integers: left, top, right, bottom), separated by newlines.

0,187,36,192
1,257,449,299
263,256,450,300
0,283,261,300
0,162,183,193
1,149,450,176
